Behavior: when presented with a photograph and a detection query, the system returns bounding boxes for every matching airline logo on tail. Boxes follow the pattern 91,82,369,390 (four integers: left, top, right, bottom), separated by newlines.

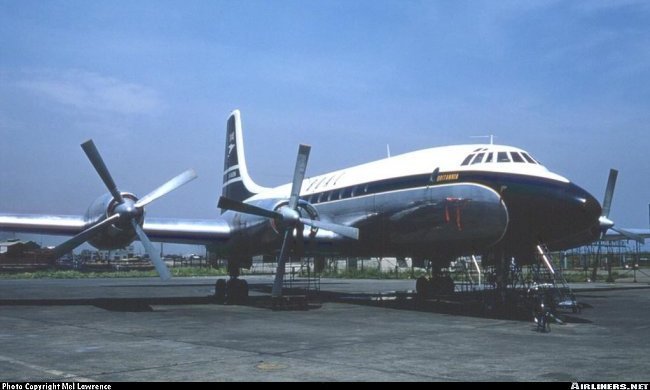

221,110,268,204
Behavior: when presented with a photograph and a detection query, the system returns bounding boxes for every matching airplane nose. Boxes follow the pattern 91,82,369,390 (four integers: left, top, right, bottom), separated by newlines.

580,187,601,219
584,193,602,221
568,183,602,232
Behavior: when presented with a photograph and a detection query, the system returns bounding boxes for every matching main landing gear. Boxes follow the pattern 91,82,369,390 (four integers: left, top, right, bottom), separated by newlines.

214,262,249,304
415,264,455,299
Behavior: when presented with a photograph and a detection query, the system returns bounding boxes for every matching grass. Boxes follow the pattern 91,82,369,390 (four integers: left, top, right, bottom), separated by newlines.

319,267,429,280
1,266,422,280
0,267,229,280
0,265,638,283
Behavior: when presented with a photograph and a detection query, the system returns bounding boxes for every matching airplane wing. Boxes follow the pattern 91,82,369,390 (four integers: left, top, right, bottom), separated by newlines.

604,227,650,242
0,214,86,236
0,214,232,246
143,217,231,245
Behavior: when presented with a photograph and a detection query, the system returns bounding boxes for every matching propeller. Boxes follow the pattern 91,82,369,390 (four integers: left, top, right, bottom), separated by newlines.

52,140,197,281
216,196,358,240
592,169,643,281
217,144,359,298
598,169,643,242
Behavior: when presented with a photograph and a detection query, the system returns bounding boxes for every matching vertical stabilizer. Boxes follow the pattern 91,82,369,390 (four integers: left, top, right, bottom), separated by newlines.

222,110,268,205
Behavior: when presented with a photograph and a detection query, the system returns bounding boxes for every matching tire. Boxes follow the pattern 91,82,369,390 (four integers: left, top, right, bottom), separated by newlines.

226,278,249,305
214,279,226,303
239,279,249,301
416,276,429,299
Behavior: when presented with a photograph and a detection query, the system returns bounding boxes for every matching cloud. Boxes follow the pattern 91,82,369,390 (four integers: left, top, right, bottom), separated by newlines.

17,70,162,115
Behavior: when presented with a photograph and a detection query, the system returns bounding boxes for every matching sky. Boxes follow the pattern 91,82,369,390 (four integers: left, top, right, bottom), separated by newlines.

1,0,649,253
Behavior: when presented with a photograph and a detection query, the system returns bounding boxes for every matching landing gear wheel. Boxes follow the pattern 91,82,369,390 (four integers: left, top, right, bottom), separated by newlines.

416,276,429,299
441,275,455,295
225,278,249,305
214,279,227,303
239,279,249,301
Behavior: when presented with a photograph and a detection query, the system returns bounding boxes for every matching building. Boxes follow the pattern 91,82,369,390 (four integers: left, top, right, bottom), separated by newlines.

0,239,41,259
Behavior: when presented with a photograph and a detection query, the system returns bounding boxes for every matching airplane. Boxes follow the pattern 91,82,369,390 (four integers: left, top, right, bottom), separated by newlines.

0,109,647,303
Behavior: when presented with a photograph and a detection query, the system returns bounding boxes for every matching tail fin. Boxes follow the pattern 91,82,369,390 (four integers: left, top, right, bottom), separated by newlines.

222,110,268,204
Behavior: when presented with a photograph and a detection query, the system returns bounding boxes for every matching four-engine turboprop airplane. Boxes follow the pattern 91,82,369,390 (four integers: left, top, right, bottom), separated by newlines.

0,109,645,301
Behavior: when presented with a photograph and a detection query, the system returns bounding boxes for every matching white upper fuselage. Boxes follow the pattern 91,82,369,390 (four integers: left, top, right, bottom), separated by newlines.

251,144,569,201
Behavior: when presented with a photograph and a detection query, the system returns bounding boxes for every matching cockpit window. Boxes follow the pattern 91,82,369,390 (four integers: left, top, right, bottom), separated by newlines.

521,152,537,164
464,150,537,166
511,152,525,163
471,152,485,164
497,152,510,162
461,154,475,166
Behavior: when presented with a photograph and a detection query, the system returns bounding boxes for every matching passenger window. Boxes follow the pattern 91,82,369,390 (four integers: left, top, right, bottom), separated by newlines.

497,152,510,162
485,152,493,163
317,192,326,203
511,152,525,163
328,190,341,201
521,152,537,164
471,153,485,165
341,187,352,199
461,154,475,166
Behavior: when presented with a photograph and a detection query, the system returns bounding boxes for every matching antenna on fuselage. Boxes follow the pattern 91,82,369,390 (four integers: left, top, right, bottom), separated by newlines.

470,135,496,145
386,144,391,158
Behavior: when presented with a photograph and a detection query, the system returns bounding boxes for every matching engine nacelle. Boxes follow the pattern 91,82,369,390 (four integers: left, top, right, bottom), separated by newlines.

270,200,319,238
83,192,144,250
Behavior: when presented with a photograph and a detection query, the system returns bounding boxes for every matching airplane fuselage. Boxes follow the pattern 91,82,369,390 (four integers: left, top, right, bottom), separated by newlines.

221,143,601,264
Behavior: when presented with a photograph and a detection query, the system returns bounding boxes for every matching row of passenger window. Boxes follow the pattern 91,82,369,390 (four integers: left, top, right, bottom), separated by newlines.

303,184,369,204
461,151,538,166
302,175,430,204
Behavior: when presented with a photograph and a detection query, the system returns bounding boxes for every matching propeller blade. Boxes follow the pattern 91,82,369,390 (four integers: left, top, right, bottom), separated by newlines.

81,140,124,204
131,219,171,281
271,230,293,298
51,214,120,259
299,218,359,240
217,196,282,220
288,144,311,210
135,169,198,208
601,169,618,218
611,227,645,243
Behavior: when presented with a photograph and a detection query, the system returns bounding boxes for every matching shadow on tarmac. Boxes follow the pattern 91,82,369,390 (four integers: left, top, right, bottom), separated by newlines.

0,281,593,323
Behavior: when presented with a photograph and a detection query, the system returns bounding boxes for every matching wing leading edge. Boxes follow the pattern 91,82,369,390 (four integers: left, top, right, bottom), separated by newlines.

0,214,86,236
143,218,231,245
0,214,232,247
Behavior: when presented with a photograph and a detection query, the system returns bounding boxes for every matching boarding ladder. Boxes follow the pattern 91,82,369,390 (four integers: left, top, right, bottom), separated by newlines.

532,245,579,312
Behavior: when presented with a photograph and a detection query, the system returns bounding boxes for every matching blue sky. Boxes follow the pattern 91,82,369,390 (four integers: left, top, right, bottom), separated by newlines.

1,1,649,252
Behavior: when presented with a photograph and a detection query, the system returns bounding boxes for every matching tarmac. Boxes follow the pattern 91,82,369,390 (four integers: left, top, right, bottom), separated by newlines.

0,275,649,382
